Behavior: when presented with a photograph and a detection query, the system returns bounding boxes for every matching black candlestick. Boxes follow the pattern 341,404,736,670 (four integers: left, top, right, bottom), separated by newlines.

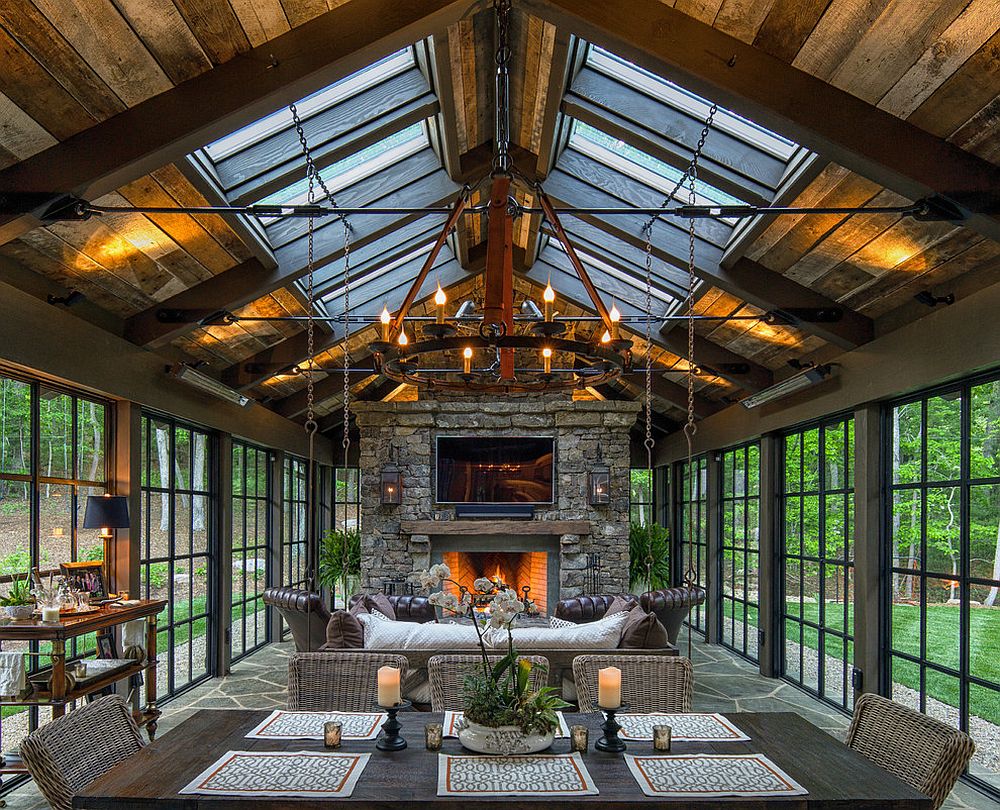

595,702,630,753
376,700,411,751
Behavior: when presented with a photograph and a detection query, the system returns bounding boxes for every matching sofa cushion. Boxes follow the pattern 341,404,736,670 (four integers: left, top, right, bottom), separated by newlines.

357,612,481,650
323,609,364,649
549,616,576,629
503,611,628,649
619,605,669,649
606,595,634,617
363,593,397,621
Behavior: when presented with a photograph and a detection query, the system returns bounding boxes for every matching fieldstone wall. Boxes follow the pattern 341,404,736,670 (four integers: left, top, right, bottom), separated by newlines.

354,395,641,600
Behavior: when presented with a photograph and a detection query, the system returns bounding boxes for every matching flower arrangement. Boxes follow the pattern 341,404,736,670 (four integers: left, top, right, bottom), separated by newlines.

416,563,569,737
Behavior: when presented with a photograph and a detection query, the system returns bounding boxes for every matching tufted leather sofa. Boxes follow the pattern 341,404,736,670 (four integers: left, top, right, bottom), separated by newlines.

263,587,330,652
348,593,436,624
553,593,639,624
640,586,708,644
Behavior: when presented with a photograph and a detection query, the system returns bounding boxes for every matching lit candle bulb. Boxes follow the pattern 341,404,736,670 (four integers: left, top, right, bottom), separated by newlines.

377,665,401,706
380,306,391,342
601,329,612,344
435,285,447,324
463,346,473,375
597,666,622,709
398,330,409,347
542,346,552,375
543,283,555,322
609,303,621,340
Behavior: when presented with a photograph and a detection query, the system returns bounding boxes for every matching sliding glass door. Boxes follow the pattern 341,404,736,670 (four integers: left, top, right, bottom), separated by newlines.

676,456,709,633
231,441,272,661
719,443,760,662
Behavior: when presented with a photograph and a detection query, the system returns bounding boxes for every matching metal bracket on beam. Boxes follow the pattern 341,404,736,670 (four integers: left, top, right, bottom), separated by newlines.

910,195,969,224
765,307,844,326
155,308,236,325
0,193,89,221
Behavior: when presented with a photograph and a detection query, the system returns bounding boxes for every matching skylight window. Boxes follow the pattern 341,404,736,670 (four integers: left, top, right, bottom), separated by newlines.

318,240,437,304
570,121,742,209
204,49,415,161
588,47,797,161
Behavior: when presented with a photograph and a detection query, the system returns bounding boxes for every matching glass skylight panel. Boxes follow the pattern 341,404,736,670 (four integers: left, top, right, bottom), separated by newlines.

318,240,437,304
204,49,415,161
570,121,741,209
588,46,798,161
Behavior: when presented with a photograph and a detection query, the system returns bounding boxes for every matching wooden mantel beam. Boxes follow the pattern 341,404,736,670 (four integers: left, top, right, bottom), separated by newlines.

0,0,470,245
524,0,1000,244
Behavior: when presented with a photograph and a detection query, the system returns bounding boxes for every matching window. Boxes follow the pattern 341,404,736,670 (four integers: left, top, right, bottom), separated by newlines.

282,456,309,591
781,416,855,710
720,443,760,662
887,373,1000,793
676,456,709,633
140,415,215,699
231,441,272,662
630,468,654,526
335,467,360,533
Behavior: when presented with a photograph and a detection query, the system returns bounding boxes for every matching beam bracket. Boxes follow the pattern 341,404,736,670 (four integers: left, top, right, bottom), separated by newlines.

0,193,89,222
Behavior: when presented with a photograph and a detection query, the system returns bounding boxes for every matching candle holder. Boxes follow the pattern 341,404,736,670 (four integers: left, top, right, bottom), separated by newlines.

375,700,411,751
595,702,630,753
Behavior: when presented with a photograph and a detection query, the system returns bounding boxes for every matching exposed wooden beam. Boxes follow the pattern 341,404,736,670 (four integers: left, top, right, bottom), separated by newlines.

525,0,1000,243
273,358,377,420
655,329,772,393
0,0,470,244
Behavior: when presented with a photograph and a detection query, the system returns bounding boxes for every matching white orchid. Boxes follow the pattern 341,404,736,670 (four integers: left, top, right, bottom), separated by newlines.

415,562,453,591
428,590,462,613
473,577,494,594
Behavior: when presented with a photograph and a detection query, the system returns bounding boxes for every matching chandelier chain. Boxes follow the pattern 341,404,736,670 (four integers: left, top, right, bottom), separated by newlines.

642,223,655,590
493,0,513,174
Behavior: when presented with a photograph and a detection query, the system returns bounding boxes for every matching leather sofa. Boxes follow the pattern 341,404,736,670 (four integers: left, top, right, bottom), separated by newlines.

347,593,436,624
554,587,707,645
553,594,639,623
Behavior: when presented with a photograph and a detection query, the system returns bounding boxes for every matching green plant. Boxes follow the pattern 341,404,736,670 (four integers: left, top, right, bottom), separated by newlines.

0,575,33,606
146,562,170,589
79,544,104,562
317,528,361,599
629,520,671,593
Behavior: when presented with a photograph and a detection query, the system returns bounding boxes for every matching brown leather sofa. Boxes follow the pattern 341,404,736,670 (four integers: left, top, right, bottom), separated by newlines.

553,594,639,623
347,593,436,624
640,586,708,644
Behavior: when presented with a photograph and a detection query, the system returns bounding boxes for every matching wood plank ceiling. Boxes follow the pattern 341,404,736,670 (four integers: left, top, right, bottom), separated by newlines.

0,0,996,436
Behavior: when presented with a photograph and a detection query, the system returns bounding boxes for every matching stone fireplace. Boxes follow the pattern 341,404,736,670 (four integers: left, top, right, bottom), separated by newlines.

354,396,640,602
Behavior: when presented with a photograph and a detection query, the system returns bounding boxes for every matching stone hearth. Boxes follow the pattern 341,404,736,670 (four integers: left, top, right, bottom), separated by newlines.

354,396,641,601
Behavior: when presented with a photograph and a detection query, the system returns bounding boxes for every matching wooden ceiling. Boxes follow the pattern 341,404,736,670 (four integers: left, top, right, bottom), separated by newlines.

0,0,997,438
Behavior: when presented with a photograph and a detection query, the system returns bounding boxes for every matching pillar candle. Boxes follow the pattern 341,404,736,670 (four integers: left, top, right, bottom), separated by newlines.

377,665,401,706
597,666,621,709
41,606,61,623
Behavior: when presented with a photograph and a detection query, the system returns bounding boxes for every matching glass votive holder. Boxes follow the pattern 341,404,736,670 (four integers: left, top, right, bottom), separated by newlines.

324,721,343,748
425,723,443,751
652,724,672,752
570,724,589,753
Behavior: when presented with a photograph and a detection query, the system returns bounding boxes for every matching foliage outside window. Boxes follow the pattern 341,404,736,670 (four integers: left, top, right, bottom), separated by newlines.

281,456,309,640
140,414,214,700
677,456,709,633
781,417,855,710
231,442,271,661
335,467,360,533
888,376,1000,791
720,443,760,662
630,468,653,526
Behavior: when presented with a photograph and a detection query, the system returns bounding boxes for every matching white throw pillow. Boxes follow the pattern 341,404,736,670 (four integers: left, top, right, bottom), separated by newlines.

502,611,629,649
549,616,576,629
357,613,481,650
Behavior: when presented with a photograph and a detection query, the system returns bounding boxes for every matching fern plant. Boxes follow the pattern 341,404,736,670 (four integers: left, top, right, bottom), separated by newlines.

629,520,672,593
317,528,361,606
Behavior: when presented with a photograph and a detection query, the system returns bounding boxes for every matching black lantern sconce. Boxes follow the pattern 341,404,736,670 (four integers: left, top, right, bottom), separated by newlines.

588,458,611,506
380,464,402,506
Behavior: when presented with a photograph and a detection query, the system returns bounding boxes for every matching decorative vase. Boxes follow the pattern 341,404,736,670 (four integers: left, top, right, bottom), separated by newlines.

457,720,555,755
5,605,34,621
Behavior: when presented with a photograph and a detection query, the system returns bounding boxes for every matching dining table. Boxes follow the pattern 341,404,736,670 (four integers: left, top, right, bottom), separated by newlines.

74,709,932,808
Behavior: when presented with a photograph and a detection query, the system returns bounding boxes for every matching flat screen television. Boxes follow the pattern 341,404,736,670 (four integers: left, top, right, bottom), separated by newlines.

436,436,554,503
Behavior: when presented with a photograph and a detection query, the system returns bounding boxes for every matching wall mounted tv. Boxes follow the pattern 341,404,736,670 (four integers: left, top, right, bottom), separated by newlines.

436,436,555,504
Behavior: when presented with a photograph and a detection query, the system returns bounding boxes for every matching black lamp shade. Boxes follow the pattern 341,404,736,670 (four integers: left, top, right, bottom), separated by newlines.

83,495,130,530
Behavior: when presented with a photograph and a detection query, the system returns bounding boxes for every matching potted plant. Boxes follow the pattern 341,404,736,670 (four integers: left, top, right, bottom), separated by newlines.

415,564,569,755
317,528,361,608
1,575,35,621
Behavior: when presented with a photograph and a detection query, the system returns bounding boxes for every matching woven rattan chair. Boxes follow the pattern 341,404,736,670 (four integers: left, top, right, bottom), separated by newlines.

572,654,693,713
20,694,144,810
846,693,974,810
288,652,409,711
428,654,550,711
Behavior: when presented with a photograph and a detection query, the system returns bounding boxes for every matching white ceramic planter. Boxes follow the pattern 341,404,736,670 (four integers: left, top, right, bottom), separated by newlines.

4,604,34,621
457,720,555,756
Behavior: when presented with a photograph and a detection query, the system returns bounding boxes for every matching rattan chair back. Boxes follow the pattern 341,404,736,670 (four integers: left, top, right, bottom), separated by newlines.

287,652,409,711
428,654,550,711
572,653,693,712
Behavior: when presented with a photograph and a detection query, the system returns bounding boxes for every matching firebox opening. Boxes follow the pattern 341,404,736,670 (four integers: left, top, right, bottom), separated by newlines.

442,551,549,614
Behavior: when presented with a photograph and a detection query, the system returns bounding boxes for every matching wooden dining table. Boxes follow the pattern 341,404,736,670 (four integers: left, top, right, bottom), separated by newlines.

74,709,932,808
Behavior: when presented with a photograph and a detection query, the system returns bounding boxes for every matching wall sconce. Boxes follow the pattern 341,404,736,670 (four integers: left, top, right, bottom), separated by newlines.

588,462,611,506
381,464,402,505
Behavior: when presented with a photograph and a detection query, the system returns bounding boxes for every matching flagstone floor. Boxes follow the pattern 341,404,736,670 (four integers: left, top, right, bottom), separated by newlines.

2,635,997,809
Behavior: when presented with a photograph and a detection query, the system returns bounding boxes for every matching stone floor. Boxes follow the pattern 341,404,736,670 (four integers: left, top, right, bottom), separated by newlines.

2,636,998,809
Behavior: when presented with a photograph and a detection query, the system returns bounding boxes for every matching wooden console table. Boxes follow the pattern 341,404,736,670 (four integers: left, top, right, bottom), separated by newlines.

0,599,166,780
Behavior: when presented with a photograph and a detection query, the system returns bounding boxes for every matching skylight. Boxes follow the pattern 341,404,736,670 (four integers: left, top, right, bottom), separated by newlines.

204,49,415,161
588,46,798,161
319,240,438,305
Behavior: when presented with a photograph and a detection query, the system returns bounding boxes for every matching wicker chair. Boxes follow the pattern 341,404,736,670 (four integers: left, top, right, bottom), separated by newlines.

572,654,693,713
428,654,550,711
288,652,409,711
846,693,974,810
20,694,144,810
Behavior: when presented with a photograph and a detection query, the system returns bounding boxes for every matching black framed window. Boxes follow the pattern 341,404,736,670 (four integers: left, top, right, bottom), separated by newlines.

676,456,709,633
720,443,760,662
140,414,215,700
282,456,308,590
231,442,272,662
630,468,654,526
780,416,855,710
335,467,360,533
887,373,1000,793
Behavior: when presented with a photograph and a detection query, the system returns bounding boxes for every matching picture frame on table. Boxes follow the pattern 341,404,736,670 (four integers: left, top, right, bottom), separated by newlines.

59,560,108,601
95,630,119,660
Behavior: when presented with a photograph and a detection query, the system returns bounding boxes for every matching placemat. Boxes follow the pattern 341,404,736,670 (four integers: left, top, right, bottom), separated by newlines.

245,710,386,741
616,712,750,741
625,753,808,798
443,710,570,738
438,753,598,797
179,750,370,798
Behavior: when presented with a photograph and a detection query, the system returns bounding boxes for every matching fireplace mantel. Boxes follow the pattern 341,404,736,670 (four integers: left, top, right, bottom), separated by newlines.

401,519,590,536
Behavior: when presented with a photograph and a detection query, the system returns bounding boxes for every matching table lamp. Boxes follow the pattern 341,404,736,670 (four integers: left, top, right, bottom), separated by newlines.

83,495,130,596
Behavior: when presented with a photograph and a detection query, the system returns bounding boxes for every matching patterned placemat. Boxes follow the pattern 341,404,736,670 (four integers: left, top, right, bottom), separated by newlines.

179,750,370,798
245,710,386,741
616,712,750,742
624,753,808,798
443,710,570,738
438,753,599,797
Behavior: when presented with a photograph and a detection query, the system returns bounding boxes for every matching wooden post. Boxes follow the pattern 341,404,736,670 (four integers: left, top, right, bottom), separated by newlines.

50,639,66,719
268,450,286,643
705,452,722,645
145,616,159,740
113,401,142,597
216,433,234,676
853,403,882,698
483,175,515,381
757,433,779,678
